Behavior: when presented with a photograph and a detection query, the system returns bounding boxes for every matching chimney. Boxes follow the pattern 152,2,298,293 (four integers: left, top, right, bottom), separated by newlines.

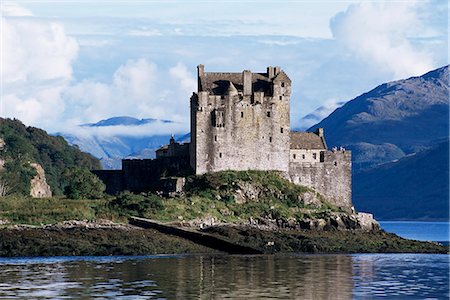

316,127,324,137
197,64,204,92
267,66,274,79
197,64,204,77
274,66,281,76
243,70,252,96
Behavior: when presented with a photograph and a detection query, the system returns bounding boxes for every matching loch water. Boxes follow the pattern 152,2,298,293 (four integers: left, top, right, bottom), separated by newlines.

0,254,448,299
0,222,448,299
380,221,449,245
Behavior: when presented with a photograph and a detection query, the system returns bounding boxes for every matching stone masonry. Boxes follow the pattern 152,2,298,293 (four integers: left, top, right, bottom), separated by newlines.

189,65,352,210
95,65,352,211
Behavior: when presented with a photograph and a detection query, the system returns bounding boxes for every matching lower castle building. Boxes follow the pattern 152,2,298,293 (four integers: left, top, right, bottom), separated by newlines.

94,65,352,211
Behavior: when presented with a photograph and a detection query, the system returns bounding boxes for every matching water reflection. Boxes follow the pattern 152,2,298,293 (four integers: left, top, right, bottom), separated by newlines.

0,254,447,299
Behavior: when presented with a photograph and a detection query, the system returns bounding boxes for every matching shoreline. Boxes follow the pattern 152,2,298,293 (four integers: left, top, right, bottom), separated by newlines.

0,220,447,257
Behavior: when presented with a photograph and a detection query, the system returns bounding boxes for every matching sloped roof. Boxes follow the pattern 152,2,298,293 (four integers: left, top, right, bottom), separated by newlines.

273,71,290,82
199,71,290,95
290,132,326,150
199,72,269,95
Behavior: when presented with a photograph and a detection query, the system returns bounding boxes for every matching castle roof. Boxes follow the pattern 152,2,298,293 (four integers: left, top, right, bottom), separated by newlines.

290,132,327,150
199,71,290,95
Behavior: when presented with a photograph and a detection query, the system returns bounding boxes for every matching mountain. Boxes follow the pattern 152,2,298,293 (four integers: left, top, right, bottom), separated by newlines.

82,116,172,127
308,66,449,220
296,101,346,131
309,66,449,170
353,140,449,221
59,117,186,169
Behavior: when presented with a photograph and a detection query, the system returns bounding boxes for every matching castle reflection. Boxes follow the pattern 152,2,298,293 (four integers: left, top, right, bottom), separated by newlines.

1,254,446,298
61,255,354,299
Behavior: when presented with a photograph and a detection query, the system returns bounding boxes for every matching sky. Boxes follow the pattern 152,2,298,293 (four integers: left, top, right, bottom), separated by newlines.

1,0,448,136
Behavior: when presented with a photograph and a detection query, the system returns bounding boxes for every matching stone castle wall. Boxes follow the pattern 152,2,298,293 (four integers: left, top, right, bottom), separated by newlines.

287,150,352,211
94,65,353,212
94,157,191,194
191,69,291,174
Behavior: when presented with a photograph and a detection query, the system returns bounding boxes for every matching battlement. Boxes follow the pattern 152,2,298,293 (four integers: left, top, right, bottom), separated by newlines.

95,65,353,211
191,65,291,174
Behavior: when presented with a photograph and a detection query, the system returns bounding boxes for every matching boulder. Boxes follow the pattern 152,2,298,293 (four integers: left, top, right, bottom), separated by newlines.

29,163,52,198
356,212,380,231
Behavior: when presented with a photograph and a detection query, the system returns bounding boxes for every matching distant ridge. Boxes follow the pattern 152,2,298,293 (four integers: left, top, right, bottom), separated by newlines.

82,116,173,127
309,65,449,170
58,116,186,169
308,65,449,221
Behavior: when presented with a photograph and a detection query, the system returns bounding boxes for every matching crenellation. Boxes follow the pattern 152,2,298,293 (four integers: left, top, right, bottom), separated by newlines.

95,65,353,211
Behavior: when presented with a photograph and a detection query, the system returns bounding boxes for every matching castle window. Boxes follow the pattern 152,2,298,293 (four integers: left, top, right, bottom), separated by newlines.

269,137,272,142
219,153,222,158
221,95,225,99
279,96,282,100
334,161,337,166
280,127,283,133
281,82,285,87
214,135,217,142
241,112,244,118
302,154,305,159
313,153,317,160
293,154,296,159
267,111,271,117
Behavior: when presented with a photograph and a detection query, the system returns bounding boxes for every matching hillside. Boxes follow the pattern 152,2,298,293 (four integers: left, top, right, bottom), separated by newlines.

308,66,449,220
0,118,100,195
309,66,449,170
353,140,449,221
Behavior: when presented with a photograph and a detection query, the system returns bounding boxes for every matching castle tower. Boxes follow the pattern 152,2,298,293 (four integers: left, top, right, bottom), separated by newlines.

190,65,291,174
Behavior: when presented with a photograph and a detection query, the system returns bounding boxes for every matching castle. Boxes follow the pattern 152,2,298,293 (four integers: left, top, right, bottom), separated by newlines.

94,65,352,210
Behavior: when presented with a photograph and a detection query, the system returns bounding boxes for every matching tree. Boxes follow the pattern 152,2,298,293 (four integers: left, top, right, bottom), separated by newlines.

0,175,11,196
63,167,105,199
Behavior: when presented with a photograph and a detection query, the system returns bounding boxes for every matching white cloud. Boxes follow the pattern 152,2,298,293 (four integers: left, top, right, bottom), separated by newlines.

65,121,188,139
330,2,435,79
1,3,78,129
63,59,194,133
169,62,196,94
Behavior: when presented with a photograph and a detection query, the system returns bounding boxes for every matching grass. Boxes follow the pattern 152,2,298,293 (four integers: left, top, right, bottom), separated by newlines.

0,195,122,225
0,171,339,226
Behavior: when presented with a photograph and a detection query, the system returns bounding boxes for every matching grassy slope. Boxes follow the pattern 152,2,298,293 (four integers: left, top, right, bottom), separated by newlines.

0,171,446,255
0,171,338,225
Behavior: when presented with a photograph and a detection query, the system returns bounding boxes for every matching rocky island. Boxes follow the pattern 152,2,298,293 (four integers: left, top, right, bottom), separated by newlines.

0,66,447,257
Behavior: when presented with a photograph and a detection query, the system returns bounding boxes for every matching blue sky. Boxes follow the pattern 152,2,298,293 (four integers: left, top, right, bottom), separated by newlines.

1,0,448,136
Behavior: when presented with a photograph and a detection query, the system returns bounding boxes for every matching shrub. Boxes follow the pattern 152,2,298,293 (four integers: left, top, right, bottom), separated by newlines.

2,161,36,196
110,191,163,217
63,167,105,199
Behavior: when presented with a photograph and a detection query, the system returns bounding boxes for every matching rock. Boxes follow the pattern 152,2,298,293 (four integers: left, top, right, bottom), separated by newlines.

186,215,220,228
29,163,52,198
356,212,380,231
234,182,260,204
300,191,322,207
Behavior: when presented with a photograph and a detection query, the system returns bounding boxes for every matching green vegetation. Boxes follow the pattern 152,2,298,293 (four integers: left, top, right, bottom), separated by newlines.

0,170,446,256
63,167,106,199
101,171,339,224
0,195,120,225
0,118,100,196
0,171,337,226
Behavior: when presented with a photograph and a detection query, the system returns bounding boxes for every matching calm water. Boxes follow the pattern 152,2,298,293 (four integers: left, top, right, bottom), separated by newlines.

0,254,448,299
380,221,450,244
